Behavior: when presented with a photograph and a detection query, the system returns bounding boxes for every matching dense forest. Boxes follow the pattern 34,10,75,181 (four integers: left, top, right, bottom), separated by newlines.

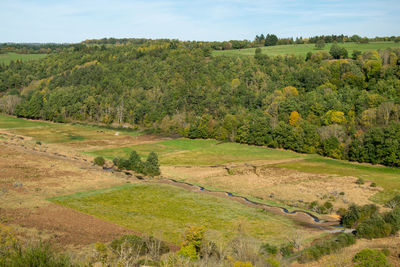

1,39,400,166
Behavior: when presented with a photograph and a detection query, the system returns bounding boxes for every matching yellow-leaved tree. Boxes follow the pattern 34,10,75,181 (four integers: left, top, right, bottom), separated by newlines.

289,111,301,126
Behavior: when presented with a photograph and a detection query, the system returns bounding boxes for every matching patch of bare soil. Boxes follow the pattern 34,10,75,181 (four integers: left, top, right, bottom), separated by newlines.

1,204,136,247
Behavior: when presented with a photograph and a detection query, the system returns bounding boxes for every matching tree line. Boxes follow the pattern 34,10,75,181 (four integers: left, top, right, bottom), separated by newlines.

1,39,400,167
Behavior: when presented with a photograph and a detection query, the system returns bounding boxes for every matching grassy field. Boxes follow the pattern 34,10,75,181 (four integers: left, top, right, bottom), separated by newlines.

0,114,140,144
0,114,52,128
213,42,400,57
87,137,400,205
86,138,300,165
0,52,47,64
50,183,315,245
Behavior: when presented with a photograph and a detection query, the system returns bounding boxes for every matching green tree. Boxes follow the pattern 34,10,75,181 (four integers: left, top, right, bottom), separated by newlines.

143,151,160,176
315,39,325,50
329,43,348,59
265,34,278,46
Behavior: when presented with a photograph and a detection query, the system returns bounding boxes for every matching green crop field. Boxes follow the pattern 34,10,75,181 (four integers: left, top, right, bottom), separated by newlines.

50,183,315,245
0,52,47,64
86,138,300,165
213,42,400,57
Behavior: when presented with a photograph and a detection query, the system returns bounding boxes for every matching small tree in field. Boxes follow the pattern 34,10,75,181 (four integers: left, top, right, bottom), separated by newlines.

315,39,325,50
94,156,105,166
143,152,160,176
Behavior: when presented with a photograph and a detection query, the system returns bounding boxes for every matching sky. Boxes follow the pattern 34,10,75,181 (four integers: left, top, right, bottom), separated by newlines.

1,0,400,43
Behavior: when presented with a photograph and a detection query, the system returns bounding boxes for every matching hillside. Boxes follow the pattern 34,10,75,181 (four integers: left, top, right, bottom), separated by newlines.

0,40,400,170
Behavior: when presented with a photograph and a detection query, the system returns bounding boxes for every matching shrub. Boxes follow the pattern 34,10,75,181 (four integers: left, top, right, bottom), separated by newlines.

297,233,355,263
233,261,255,267
356,178,365,185
280,243,294,257
178,244,198,261
356,215,392,239
112,157,120,166
114,150,160,176
110,235,148,256
341,204,378,228
2,241,75,267
36,141,42,145
370,182,377,187
94,156,105,166
259,243,278,256
385,194,400,209
353,249,390,267
383,207,400,234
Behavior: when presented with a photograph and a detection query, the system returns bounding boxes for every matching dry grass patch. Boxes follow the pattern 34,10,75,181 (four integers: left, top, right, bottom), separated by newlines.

162,164,381,210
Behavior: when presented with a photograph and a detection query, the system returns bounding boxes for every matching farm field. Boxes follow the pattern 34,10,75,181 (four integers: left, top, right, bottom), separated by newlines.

0,52,47,64
212,41,400,57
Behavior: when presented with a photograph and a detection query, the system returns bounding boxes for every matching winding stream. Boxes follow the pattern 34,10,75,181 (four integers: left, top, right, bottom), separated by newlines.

167,179,338,225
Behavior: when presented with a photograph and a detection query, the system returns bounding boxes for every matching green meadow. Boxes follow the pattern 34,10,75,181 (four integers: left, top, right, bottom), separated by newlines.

50,183,310,245
213,42,400,57
87,137,400,204
0,52,47,64
0,114,52,128
86,138,300,165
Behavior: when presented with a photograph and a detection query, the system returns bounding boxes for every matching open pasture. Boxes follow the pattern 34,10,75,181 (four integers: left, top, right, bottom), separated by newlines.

87,138,300,166
213,42,400,57
87,137,400,209
0,114,52,128
50,183,319,245
0,52,47,64
0,115,142,150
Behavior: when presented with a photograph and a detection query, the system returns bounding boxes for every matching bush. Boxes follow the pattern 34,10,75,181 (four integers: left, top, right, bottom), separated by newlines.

259,243,278,256
385,194,400,209
356,178,365,185
110,235,148,256
353,249,389,267
384,207,400,234
280,243,294,257
178,244,198,261
36,141,42,145
114,150,160,176
370,182,377,187
2,241,75,267
341,204,378,228
94,156,105,166
297,233,355,263
356,215,392,239
110,234,169,259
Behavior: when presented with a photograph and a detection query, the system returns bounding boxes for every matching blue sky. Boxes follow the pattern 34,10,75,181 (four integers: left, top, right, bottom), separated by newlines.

1,0,399,43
